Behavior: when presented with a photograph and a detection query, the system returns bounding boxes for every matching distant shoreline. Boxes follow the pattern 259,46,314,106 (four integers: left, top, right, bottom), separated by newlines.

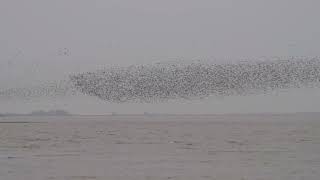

0,110,71,117
2,112,319,117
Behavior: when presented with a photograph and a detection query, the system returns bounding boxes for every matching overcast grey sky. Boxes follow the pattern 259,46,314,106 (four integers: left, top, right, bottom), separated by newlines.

1,0,320,114
1,0,320,63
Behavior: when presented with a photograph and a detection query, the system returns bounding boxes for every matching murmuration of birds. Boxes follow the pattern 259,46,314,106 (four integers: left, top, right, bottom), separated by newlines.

1,57,320,102
69,57,320,103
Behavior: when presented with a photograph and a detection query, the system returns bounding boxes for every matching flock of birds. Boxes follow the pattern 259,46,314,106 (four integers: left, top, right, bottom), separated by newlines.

70,57,320,102
1,57,320,103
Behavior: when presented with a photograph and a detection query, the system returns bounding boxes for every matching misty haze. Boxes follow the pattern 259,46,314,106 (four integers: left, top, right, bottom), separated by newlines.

1,0,320,179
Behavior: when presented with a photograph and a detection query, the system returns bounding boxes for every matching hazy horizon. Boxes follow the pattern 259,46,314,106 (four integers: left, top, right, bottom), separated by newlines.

1,0,320,114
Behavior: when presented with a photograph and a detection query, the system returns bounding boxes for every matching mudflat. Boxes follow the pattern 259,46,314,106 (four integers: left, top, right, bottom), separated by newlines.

1,114,320,180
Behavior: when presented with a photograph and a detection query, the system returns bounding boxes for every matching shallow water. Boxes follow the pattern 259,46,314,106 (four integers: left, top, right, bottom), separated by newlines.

1,114,320,180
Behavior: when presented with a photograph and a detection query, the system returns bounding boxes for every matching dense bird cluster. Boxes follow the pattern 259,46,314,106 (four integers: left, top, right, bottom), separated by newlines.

1,58,320,102
70,57,320,103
